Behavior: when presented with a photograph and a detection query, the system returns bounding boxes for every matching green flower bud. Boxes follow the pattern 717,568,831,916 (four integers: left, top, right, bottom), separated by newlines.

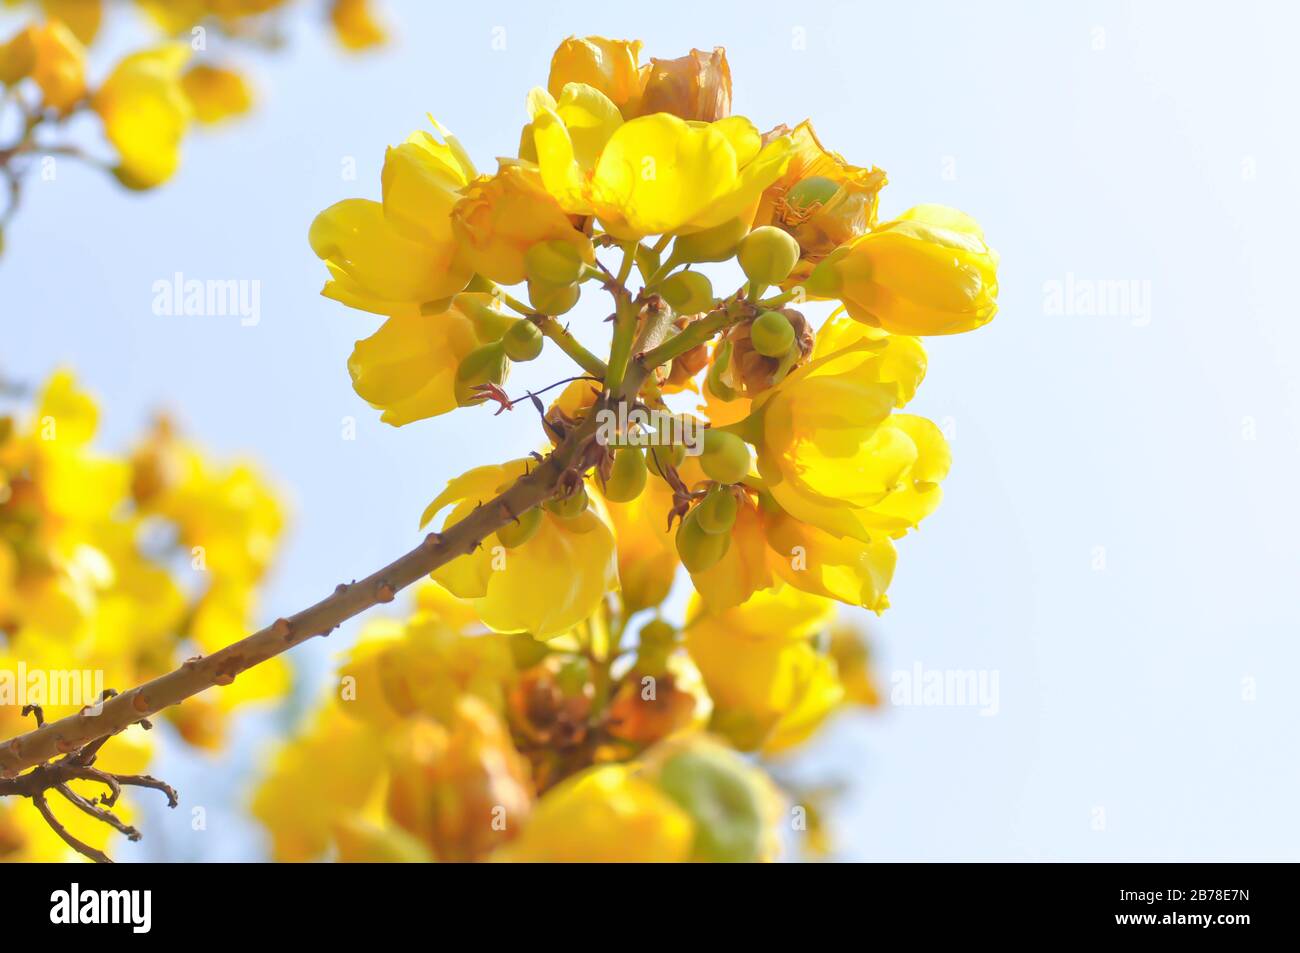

502,319,544,362
544,483,589,519
658,270,715,315
699,428,751,484
454,340,509,405
694,486,738,535
669,217,750,265
656,744,770,863
524,240,586,286
455,291,515,342
749,310,795,357
675,507,731,573
496,504,543,548
737,225,801,287
603,446,648,503
649,441,686,474
527,278,580,316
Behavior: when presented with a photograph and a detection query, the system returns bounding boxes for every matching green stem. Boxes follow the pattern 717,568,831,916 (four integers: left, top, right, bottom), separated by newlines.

639,307,738,369
531,314,607,378
603,243,640,393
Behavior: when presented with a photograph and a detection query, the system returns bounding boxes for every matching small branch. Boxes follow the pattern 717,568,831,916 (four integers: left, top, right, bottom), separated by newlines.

639,300,751,370
529,314,608,377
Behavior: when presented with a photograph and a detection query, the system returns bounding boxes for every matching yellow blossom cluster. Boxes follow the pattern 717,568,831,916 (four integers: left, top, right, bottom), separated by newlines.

0,370,287,861
286,33,999,860
0,0,386,225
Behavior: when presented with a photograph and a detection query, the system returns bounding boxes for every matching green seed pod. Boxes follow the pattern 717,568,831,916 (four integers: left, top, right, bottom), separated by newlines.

496,504,543,548
749,310,795,358
603,446,648,503
454,340,509,405
699,428,752,485
524,239,586,286
502,319,544,362
455,291,514,342
527,278,580,316
785,175,840,215
658,270,715,315
737,225,801,288
670,217,750,264
544,483,589,519
694,486,738,535
675,508,731,573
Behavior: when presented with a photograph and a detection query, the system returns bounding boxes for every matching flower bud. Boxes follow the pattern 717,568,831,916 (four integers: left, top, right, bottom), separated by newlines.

749,310,795,357
496,504,544,548
525,239,586,286
694,486,738,535
675,507,731,573
648,442,686,474
699,429,751,485
658,270,714,315
502,319,544,361
637,47,731,123
527,278,579,316
650,739,777,863
603,446,648,502
455,292,514,342
737,225,800,287
545,483,589,519
454,340,508,405
785,175,840,215
669,217,749,264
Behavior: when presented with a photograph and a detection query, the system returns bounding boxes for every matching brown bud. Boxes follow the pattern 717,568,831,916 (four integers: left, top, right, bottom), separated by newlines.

721,308,815,397
637,47,731,122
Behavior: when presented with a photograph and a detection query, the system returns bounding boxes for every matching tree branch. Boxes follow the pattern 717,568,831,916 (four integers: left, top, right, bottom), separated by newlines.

0,414,604,779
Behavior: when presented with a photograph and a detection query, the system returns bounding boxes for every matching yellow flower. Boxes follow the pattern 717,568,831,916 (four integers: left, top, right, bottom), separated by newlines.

250,703,386,862
180,63,253,124
685,492,773,610
93,44,192,189
685,587,841,753
755,120,887,265
422,461,619,639
763,503,896,612
547,35,644,117
39,1,103,46
0,26,37,86
347,303,482,426
26,20,86,113
531,85,793,239
806,204,999,336
336,608,514,728
329,0,386,51
310,120,475,315
451,161,594,286
598,473,677,613
495,763,694,862
636,47,731,123
386,698,533,861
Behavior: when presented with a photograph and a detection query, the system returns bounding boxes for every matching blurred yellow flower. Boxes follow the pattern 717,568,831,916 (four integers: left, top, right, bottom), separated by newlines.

93,44,192,188
329,0,386,51
180,63,253,123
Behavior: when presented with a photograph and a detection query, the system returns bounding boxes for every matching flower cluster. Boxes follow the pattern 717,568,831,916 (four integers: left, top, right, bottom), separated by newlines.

0,0,386,239
0,371,287,861
285,34,999,860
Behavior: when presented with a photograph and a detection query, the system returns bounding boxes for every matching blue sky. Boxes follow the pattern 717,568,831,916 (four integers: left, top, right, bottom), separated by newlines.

4,0,1298,860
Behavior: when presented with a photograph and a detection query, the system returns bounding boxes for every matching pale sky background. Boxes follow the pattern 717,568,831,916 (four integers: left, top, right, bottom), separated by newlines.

3,0,1298,861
